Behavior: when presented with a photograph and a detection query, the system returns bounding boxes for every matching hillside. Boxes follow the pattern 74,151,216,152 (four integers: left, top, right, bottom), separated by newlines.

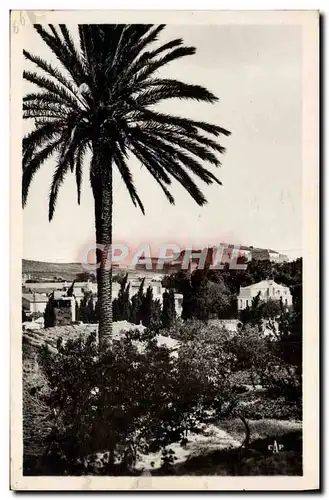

22,259,87,281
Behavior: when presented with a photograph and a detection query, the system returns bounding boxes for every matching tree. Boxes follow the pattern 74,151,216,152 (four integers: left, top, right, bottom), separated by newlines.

161,289,176,328
141,286,154,327
180,269,231,321
79,291,96,323
87,296,96,323
113,274,131,322
130,278,145,325
239,292,263,328
75,300,80,322
227,324,302,419
36,331,237,475
204,280,231,319
261,298,281,319
22,308,28,322
76,272,96,282
44,293,55,328
22,24,230,346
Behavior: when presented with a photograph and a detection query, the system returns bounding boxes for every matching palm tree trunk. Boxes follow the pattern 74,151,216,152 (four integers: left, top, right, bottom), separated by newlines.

91,146,113,348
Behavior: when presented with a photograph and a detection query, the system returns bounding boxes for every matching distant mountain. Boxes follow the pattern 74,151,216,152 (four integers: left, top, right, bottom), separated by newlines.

22,259,86,281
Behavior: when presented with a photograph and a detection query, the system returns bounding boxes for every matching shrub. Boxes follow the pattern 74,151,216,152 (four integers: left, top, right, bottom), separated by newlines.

34,330,238,475
227,326,302,418
161,318,232,343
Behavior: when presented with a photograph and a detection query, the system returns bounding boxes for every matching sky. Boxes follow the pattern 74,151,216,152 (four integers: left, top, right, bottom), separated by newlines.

22,23,302,263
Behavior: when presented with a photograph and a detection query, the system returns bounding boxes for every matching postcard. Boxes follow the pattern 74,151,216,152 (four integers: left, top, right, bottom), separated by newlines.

10,9,319,490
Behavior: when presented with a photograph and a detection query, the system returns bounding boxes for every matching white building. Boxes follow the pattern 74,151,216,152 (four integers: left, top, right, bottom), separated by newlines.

22,292,49,314
22,277,184,318
237,279,293,311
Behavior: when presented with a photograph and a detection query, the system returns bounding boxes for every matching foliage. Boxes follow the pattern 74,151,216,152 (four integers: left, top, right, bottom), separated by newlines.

22,25,231,218
139,286,162,329
161,289,176,328
227,325,302,419
44,294,55,328
79,292,98,324
262,298,282,319
175,269,231,321
161,318,229,343
113,274,131,322
30,311,44,321
111,277,165,330
36,331,237,474
239,293,281,328
22,24,231,342
214,257,302,300
164,258,302,326
76,272,96,282
129,279,145,325
112,271,127,284
22,308,28,322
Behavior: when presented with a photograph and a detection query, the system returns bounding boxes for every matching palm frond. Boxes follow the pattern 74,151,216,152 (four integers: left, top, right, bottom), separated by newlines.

48,133,80,220
134,46,196,84
119,38,184,89
130,132,222,189
129,133,207,205
23,70,81,109
23,50,79,102
23,91,73,109
23,109,64,120
161,157,207,206
34,24,85,87
48,24,61,41
138,128,220,166
23,102,67,118
58,24,78,58
48,156,71,221
134,108,231,137
141,122,226,154
131,143,175,205
75,142,87,205
113,146,145,214
134,82,217,107
22,139,61,207
23,121,63,165
23,23,231,216
114,44,195,100
119,24,165,73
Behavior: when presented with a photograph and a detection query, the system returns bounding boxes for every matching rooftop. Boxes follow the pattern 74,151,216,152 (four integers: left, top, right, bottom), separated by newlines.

22,293,48,303
241,280,288,290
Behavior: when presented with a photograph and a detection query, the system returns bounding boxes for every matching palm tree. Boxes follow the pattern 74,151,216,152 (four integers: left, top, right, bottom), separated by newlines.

22,24,231,346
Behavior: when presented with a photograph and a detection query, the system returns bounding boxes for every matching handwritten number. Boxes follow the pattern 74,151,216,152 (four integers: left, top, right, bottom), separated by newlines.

12,20,19,34
12,11,26,34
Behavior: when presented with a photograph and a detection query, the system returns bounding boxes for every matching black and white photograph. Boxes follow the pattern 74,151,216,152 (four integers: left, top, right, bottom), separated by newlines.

10,9,319,491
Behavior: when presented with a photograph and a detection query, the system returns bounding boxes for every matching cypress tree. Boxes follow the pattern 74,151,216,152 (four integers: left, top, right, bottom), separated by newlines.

161,289,176,327
130,278,145,324
115,275,131,321
141,286,153,327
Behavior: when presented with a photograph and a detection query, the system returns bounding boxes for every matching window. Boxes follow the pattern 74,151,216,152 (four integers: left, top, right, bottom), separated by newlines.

285,299,288,305
246,299,249,307
240,300,243,308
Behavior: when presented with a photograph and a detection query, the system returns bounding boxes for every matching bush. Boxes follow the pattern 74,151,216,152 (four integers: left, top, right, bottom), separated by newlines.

227,326,302,418
161,318,232,343
34,331,238,475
